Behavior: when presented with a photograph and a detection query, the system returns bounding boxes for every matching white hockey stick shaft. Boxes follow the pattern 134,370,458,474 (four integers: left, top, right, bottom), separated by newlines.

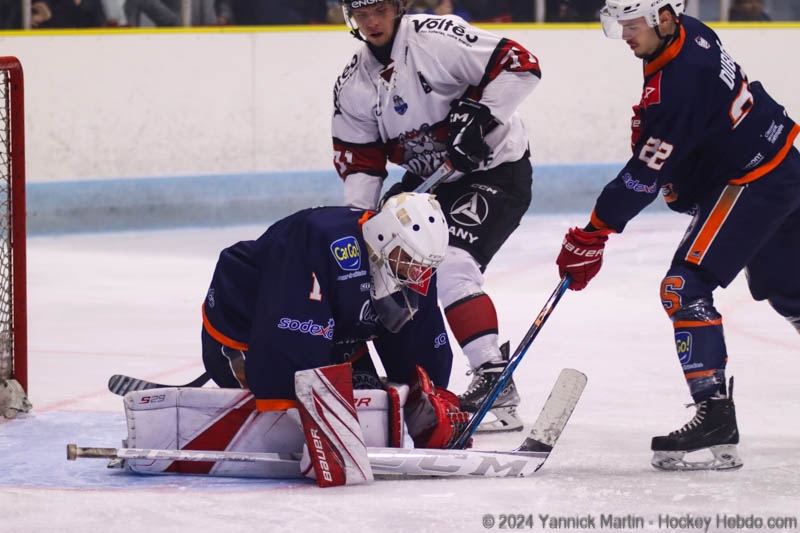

413,160,455,193
66,444,298,465
66,442,546,478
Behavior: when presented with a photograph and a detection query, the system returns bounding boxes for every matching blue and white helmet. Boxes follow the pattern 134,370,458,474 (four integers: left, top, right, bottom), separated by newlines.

601,0,685,38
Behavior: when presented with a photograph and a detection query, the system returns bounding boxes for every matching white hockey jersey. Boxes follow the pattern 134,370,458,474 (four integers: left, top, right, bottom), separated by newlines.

332,14,541,208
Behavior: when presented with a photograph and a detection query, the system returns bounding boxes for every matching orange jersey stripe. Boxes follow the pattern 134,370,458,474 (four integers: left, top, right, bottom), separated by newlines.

729,123,800,186
589,210,617,233
201,302,249,351
673,318,723,328
684,369,717,379
644,24,686,77
255,398,299,412
685,185,743,265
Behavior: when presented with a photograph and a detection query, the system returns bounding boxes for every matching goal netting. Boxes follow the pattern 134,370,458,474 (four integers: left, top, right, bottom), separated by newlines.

0,56,30,418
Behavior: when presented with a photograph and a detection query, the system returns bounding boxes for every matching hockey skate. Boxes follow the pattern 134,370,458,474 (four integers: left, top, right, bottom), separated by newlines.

650,380,742,471
458,342,523,432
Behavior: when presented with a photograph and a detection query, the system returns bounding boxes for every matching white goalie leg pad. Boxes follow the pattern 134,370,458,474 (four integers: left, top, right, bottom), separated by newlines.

294,363,373,487
122,384,407,478
122,387,305,477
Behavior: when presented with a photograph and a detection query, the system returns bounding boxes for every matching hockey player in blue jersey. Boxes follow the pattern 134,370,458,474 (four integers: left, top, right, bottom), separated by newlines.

555,0,800,470
201,192,469,449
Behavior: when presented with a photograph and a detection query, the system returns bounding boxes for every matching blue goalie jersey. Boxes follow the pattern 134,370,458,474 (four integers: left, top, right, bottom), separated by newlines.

591,15,800,232
201,206,452,400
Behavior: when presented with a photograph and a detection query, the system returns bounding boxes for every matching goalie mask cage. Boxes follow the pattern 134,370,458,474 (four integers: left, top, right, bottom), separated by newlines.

0,57,27,394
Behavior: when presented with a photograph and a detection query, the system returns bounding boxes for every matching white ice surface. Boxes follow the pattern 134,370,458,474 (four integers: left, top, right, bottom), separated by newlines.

2,212,799,533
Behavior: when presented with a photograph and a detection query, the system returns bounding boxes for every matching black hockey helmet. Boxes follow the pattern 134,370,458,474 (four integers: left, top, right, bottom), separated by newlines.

340,0,407,40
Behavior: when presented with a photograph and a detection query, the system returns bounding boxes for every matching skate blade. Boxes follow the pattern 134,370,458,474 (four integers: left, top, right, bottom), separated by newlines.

651,444,743,471
475,406,524,433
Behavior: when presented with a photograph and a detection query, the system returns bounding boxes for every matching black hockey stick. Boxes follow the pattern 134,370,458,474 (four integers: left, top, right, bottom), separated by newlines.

107,372,210,396
448,275,572,449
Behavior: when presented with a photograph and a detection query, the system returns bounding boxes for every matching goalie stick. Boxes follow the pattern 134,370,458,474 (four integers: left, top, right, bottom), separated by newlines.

107,372,210,396
449,275,572,449
70,368,586,479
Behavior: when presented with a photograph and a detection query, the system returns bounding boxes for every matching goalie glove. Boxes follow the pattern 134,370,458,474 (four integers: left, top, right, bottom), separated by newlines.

404,365,470,449
446,98,494,173
556,226,610,291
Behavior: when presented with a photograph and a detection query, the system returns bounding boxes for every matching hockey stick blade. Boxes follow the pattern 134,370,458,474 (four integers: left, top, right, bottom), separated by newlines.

413,160,455,193
107,372,210,396
514,368,587,466
449,276,571,449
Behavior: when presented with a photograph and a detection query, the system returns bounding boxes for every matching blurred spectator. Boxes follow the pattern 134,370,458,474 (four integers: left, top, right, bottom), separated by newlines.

31,0,117,28
457,0,512,21
1,0,22,29
546,0,604,22
190,0,217,25
124,0,181,26
407,0,470,19
326,0,343,23
729,0,771,21
215,0,327,25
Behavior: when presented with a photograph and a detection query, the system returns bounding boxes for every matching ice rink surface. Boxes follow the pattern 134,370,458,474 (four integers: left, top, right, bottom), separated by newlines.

2,212,799,533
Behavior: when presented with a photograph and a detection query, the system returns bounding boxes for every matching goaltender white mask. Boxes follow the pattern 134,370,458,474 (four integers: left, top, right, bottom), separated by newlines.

362,192,449,332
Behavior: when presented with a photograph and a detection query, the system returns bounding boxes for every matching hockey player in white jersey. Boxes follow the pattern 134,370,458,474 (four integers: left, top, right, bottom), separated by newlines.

332,0,541,432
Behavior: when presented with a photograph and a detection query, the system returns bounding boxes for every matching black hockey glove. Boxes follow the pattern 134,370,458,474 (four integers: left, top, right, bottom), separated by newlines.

446,98,494,173
379,180,408,209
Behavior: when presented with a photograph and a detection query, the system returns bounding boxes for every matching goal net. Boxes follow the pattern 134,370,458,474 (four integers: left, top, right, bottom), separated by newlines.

0,56,29,418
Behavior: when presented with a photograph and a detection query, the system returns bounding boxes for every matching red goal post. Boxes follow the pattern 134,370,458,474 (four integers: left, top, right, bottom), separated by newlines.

0,56,27,395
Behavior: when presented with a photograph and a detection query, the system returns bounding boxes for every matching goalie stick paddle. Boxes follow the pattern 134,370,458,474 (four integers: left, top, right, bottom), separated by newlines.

449,275,572,449
107,372,210,396
68,367,586,479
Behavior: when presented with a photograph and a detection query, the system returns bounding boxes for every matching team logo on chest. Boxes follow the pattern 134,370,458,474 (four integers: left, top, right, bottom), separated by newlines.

330,236,361,271
393,95,408,115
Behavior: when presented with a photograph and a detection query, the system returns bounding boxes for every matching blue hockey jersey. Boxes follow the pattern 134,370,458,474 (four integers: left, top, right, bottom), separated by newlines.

591,15,800,232
201,206,452,401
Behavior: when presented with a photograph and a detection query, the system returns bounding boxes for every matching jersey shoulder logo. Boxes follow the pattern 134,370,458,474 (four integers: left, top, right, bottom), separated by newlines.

694,36,711,50
330,236,361,271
